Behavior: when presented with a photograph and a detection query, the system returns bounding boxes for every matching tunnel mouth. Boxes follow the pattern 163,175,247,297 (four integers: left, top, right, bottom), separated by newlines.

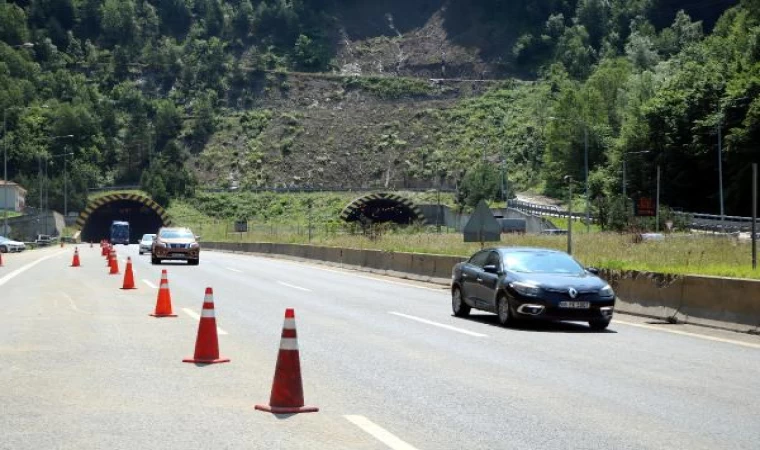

81,200,165,243
340,193,426,225
78,193,171,244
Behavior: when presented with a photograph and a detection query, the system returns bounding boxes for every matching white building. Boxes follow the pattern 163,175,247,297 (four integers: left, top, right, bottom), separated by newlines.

0,181,27,212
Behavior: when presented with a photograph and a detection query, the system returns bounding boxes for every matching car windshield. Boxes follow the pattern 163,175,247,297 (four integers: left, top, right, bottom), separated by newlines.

503,251,585,275
160,230,193,239
142,235,155,241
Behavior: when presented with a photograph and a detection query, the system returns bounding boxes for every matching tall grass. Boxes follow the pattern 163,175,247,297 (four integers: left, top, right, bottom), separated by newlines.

172,214,757,280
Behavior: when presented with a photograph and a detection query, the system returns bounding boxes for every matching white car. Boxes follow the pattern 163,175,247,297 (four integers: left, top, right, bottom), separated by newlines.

139,234,156,255
0,236,25,253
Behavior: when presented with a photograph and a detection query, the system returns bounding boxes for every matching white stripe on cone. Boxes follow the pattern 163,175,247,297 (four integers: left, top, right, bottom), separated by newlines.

280,338,299,351
283,318,296,329
201,309,216,318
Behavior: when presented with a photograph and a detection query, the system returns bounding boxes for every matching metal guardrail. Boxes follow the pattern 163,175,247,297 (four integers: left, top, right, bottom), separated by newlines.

508,199,757,233
507,199,588,221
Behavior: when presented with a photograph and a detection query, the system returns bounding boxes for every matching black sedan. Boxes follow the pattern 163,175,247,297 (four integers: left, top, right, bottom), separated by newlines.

451,247,615,330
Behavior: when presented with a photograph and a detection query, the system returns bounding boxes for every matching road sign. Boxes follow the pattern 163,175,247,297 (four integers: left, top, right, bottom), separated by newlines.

463,200,501,243
635,197,656,217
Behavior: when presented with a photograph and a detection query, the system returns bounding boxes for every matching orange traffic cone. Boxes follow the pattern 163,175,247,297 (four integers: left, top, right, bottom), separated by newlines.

0,251,4,267
71,247,81,267
109,250,120,275
121,257,136,290
150,270,177,317
183,288,230,364
255,308,318,414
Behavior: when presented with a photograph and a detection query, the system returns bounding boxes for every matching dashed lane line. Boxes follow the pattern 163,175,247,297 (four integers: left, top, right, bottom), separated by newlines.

345,415,420,450
0,250,68,287
613,319,760,350
276,281,312,292
142,279,158,289
389,312,487,338
182,308,229,335
226,267,243,273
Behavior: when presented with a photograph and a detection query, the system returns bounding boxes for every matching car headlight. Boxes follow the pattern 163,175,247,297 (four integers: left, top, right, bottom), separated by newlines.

510,281,541,297
599,284,615,297
190,242,199,249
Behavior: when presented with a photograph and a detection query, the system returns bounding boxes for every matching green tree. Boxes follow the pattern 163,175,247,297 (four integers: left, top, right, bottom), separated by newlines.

457,162,502,209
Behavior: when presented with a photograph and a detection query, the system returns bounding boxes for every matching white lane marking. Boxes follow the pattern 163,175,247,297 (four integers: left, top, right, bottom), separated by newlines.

291,265,445,292
389,312,487,338
0,250,68,287
226,267,243,273
276,281,312,292
63,293,91,315
345,415,419,450
142,279,158,289
613,320,760,350
205,251,446,292
182,308,228,335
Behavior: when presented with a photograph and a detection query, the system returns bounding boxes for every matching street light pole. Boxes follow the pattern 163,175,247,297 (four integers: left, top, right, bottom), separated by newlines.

2,110,7,236
718,116,724,227
565,175,573,255
584,125,590,233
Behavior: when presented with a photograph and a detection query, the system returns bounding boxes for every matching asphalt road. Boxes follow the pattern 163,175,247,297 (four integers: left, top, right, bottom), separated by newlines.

1,244,760,450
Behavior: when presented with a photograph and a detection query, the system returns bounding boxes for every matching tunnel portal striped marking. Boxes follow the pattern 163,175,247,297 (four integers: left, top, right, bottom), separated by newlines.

345,415,420,450
389,312,487,337
76,192,172,230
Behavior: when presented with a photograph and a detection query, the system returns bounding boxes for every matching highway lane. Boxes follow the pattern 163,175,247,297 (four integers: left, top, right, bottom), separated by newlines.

2,244,760,450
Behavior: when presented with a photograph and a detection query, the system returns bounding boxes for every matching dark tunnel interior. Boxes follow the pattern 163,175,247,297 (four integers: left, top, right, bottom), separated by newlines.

81,200,166,244
344,199,419,224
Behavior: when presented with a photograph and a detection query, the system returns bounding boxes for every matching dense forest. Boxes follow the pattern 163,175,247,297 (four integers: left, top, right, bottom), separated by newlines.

0,0,758,221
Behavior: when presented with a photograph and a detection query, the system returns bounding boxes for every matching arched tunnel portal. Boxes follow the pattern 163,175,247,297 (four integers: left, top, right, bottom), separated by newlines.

340,193,426,225
76,193,172,243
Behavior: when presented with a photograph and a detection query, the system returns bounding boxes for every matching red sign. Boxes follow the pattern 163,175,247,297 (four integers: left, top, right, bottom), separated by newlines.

635,197,656,217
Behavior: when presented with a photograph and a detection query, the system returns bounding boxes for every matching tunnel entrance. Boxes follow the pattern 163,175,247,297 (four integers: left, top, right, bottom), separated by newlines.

340,193,426,225
77,193,171,243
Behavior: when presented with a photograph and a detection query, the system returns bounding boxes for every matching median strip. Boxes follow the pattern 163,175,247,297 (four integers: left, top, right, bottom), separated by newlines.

389,312,487,337
345,415,419,450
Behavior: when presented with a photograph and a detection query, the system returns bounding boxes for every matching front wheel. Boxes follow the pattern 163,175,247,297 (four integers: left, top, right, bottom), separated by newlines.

151,255,161,265
451,287,471,317
188,259,199,266
589,319,611,331
496,295,512,327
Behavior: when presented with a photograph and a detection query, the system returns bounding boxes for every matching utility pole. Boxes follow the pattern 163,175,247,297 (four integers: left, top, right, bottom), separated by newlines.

2,110,7,236
718,115,725,228
753,163,757,270
655,165,661,233
584,126,590,233
565,175,573,255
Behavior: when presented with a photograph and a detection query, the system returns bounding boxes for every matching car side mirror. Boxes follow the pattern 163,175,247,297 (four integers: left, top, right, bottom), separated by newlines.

586,267,600,275
195,235,201,241
483,264,500,274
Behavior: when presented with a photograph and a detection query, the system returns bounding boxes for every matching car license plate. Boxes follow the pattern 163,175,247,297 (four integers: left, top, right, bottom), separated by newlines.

559,301,590,309
171,253,185,258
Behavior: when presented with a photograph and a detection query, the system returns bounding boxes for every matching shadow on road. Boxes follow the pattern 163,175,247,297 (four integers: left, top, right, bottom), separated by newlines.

458,314,618,334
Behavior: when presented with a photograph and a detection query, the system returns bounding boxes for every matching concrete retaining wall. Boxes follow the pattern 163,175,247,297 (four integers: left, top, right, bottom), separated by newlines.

203,242,760,333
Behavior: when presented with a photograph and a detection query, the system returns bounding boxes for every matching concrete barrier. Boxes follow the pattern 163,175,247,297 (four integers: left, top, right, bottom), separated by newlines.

205,242,760,332
602,269,760,332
